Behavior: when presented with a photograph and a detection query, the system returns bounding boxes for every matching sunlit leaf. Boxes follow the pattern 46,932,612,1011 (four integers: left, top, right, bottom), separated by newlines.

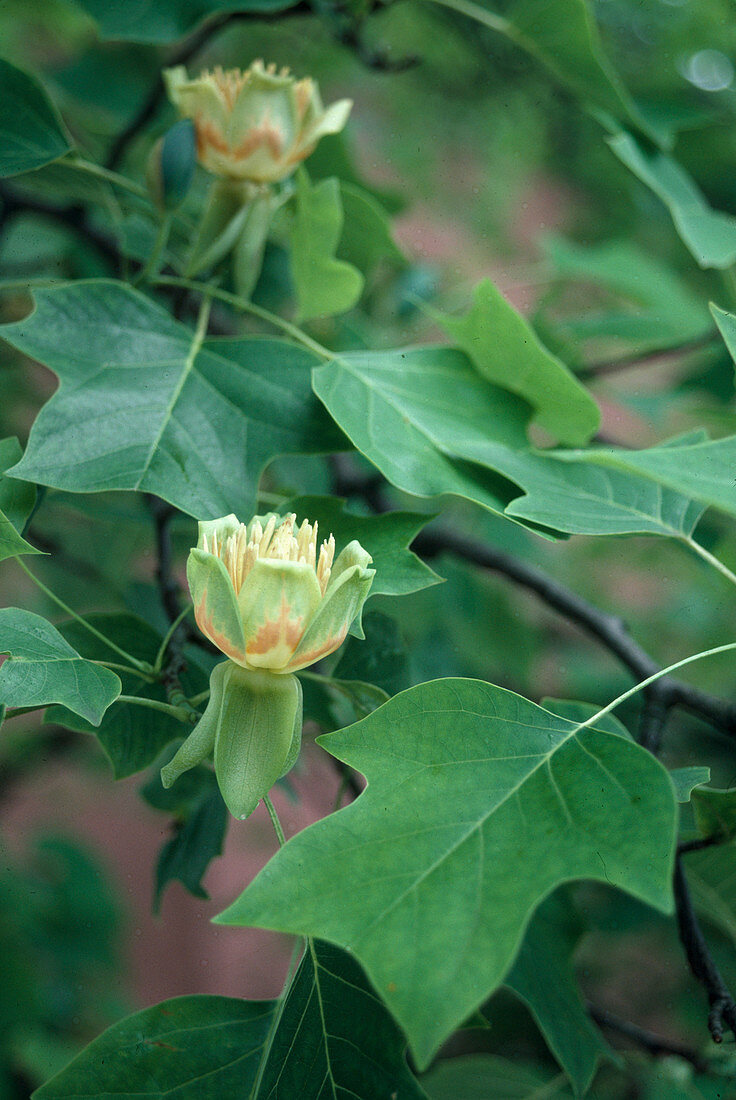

290,172,363,322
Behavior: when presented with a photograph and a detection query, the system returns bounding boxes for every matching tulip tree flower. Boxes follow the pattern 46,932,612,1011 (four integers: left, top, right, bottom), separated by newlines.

161,513,374,819
164,61,352,184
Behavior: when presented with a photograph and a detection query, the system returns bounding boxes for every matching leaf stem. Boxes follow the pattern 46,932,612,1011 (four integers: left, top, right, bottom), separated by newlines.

577,642,736,734
153,602,194,673
683,536,736,588
91,659,156,681
154,274,332,359
187,689,210,707
16,558,154,674
425,0,515,40
136,212,173,285
65,154,150,200
115,694,197,722
263,792,286,847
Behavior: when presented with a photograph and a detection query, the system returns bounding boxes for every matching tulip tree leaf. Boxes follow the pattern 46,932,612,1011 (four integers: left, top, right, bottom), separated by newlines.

504,0,671,146
284,495,441,600
73,0,298,43
311,346,551,526
255,939,426,1099
1,280,342,520
684,844,736,945
0,438,42,563
33,994,277,1099
422,1053,573,1099
609,132,736,269
670,766,711,804
692,787,736,843
435,278,599,445
337,183,406,275
290,172,364,322
0,608,121,725
44,613,208,778
0,57,72,177
217,678,677,1068
505,893,615,1096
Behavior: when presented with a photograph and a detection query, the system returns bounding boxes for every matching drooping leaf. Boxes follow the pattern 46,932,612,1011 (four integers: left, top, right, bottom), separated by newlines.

1,280,342,519
217,679,677,1068
422,1053,573,1099
506,433,707,536
505,892,615,1096
435,278,599,445
0,504,42,563
337,183,406,275
0,437,36,530
290,172,363,322
0,608,120,725
141,762,227,909
608,132,736,269
255,939,426,1099
0,58,72,178
670,766,711,804
32,995,276,1099
540,236,713,352
43,613,207,777
285,495,441,601
73,0,298,43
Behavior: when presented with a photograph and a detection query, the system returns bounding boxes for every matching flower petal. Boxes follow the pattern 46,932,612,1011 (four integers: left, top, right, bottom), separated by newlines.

187,547,247,664
238,558,322,670
285,557,374,672
197,513,240,551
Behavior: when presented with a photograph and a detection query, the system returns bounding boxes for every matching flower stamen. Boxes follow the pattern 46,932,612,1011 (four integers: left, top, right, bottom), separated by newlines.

202,514,337,595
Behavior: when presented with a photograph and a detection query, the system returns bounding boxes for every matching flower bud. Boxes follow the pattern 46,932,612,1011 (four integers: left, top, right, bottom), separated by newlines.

163,61,352,184
146,119,196,211
187,512,374,673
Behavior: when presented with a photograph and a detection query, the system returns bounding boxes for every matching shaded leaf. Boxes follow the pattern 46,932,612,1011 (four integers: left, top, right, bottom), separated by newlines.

32,995,276,1098
436,278,599,445
0,608,120,725
290,173,363,322
256,939,426,1099
285,495,441,601
73,0,298,43
337,183,406,275
217,679,676,1068
2,280,342,519
0,58,72,178
684,843,736,945
0,437,36,530
609,132,736,269
333,610,411,698
422,1053,572,1099
506,892,615,1096
692,786,736,842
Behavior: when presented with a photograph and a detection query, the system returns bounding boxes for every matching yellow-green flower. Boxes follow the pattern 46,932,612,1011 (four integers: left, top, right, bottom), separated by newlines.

188,512,374,672
164,61,352,183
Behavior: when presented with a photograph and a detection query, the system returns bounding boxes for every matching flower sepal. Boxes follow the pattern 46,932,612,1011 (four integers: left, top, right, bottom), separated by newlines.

161,659,302,820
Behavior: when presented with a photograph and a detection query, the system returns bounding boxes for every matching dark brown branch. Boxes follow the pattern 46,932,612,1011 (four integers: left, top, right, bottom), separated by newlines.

578,334,720,381
588,1002,707,1072
675,855,736,1045
105,4,311,170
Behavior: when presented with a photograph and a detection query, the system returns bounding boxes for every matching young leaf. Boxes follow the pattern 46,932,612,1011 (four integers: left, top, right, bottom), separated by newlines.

217,679,677,1068
2,281,342,520
285,495,441,600
0,57,72,177
32,995,277,1098
435,279,599,446
670,766,711,804
290,172,363,322
0,608,120,725
255,939,426,1098
505,892,615,1096
608,132,736,269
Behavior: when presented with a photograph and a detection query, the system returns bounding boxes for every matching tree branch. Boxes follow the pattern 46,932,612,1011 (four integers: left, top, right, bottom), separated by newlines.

577,334,720,381
588,1002,707,1072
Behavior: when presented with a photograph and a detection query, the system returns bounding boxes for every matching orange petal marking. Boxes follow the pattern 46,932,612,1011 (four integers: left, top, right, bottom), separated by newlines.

194,589,246,664
246,594,306,661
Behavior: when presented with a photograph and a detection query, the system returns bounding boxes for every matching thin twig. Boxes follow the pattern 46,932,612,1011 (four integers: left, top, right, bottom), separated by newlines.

674,855,736,1044
577,334,720,381
588,1002,707,1072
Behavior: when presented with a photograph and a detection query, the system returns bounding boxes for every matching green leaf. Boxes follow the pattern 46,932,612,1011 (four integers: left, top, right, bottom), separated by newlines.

541,699,633,739
0,57,72,178
73,0,298,42
608,132,736,269
0,437,36,530
2,280,341,519
504,0,671,146
684,843,736,945
141,763,227,909
711,302,736,382
0,608,120,725
505,892,615,1096
32,994,276,1098
44,613,207,778
436,278,599,445
290,173,363,322
670,766,711,804
217,679,677,1068
506,435,707,536
0,504,42,563
256,939,426,1099
333,610,411,698
422,1053,572,1099
311,345,545,524
337,183,406,275
541,236,713,351
692,786,736,842
284,496,441,601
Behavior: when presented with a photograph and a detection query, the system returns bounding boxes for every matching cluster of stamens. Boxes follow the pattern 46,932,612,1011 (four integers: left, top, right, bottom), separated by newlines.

206,62,291,107
202,514,335,596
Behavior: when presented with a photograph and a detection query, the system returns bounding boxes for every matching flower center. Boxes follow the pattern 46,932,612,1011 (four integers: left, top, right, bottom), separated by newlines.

203,514,335,595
